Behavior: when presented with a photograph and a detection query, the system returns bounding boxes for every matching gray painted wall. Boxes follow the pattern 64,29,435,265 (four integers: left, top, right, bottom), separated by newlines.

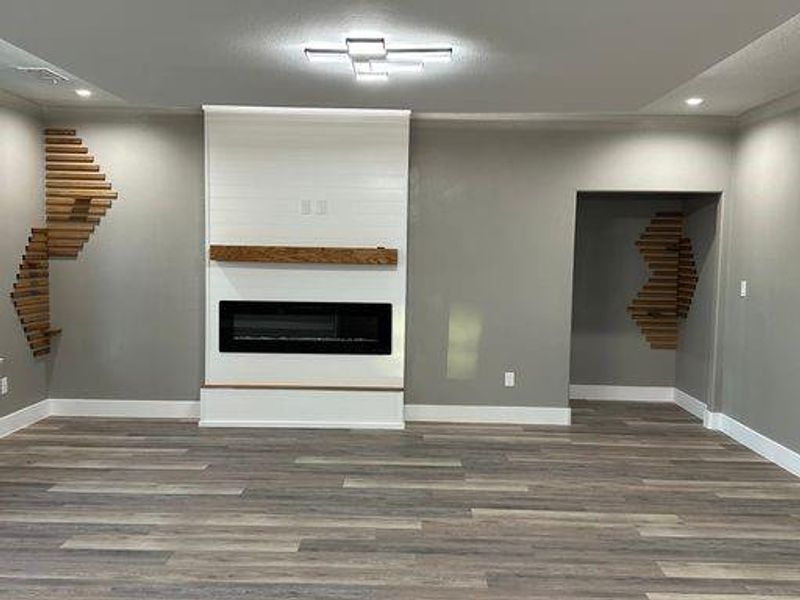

14,113,733,414
44,110,204,401
675,196,720,405
570,194,682,387
407,123,732,408
719,107,800,452
0,93,46,417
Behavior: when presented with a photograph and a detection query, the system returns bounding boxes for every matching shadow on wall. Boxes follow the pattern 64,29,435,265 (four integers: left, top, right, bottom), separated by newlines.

684,196,718,279
676,194,721,403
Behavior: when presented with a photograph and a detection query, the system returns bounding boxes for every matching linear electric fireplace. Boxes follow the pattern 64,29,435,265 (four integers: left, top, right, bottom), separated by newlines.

219,301,392,355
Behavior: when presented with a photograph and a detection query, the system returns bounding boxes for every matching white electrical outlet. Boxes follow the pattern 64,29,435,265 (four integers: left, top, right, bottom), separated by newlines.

740,280,748,298
0,377,8,396
504,371,515,388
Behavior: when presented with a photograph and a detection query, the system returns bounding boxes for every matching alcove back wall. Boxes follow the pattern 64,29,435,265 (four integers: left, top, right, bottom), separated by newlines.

570,194,684,388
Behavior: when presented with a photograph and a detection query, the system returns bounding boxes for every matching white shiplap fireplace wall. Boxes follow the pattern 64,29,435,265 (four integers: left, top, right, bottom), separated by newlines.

202,106,410,428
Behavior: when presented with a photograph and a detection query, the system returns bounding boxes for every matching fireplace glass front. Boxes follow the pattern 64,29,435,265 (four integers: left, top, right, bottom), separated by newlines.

219,301,392,354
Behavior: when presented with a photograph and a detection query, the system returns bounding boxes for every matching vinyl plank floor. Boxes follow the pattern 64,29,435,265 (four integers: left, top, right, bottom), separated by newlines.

0,400,797,598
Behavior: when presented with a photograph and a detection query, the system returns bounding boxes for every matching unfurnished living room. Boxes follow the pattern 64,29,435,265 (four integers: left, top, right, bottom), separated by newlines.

2,1,800,598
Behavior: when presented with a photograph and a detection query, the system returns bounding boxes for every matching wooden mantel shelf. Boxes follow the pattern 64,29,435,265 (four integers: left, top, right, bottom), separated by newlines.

209,245,398,266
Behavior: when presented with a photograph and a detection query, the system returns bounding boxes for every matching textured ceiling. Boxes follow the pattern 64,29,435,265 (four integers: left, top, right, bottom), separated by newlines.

645,12,800,116
0,39,121,107
0,0,799,114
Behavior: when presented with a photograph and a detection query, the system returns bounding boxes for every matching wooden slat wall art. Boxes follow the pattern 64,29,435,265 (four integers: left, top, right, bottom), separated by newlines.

627,212,698,350
11,229,56,357
9,128,120,357
208,245,399,265
45,128,118,258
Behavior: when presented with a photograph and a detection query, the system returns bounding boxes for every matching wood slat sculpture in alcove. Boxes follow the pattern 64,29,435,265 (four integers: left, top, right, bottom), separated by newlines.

10,128,119,357
627,212,698,350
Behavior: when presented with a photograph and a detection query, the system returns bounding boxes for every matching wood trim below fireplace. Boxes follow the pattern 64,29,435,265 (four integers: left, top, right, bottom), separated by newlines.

209,245,398,265
203,383,404,392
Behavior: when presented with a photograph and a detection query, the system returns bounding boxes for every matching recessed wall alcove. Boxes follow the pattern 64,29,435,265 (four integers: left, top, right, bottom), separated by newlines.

569,191,721,405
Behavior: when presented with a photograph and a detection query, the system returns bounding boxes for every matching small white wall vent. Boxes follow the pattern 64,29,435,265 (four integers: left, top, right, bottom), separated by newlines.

15,66,69,84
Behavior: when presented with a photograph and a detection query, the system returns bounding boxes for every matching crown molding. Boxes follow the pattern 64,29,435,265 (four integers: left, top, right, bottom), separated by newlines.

738,88,800,127
42,104,202,119
0,89,44,116
412,111,737,131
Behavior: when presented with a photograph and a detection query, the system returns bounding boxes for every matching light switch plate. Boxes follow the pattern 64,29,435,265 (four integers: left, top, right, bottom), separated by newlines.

740,280,748,298
504,371,515,388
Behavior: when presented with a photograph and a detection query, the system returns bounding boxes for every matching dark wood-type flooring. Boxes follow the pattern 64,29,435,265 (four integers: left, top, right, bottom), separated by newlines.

0,400,799,599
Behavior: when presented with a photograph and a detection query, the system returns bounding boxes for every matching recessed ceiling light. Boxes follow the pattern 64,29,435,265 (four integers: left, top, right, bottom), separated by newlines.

685,97,704,107
75,88,92,98
304,37,452,82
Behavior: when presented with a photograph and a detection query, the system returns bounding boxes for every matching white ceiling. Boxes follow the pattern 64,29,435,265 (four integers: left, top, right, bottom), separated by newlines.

1,0,800,115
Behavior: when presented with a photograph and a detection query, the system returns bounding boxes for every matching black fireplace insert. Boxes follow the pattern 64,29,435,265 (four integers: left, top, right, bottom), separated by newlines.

219,301,392,354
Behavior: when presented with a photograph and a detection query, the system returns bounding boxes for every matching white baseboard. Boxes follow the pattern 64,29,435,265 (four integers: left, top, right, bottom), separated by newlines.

200,388,405,430
703,410,723,429
673,388,708,420
0,399,51,438
706,412,800,478
570,384,675,402
572,384,799,479
574,384,710,421
48,399,200,419
405,404,571,426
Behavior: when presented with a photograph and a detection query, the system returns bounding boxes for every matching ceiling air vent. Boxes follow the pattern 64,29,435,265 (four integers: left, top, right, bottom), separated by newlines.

15,66,69,84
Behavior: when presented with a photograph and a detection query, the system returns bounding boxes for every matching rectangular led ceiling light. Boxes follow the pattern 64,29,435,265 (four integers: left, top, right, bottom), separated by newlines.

352,60,374,74
370,60,423,73
355,71,389,83
386,48,452,63
304,49,349,63
346,38,387,57
304,37,452,82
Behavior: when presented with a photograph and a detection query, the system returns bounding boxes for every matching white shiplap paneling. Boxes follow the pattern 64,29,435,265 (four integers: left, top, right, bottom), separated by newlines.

204,107,409,395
